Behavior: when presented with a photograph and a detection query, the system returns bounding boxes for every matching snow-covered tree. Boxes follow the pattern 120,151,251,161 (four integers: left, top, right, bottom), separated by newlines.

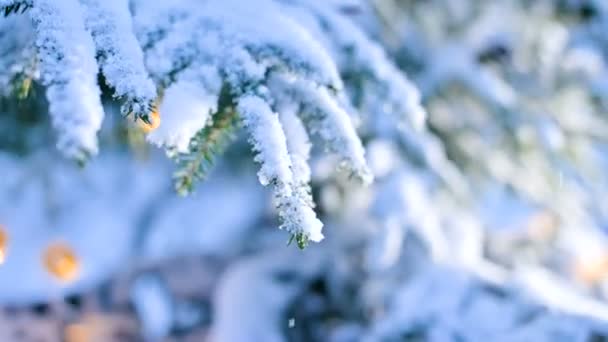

1,0,426,246
1,0,608,340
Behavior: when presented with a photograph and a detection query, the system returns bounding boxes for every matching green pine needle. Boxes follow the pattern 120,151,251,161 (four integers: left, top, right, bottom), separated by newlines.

173,86,239,196
12,76,32,100
287,232,309,250
2,1,32,17
122,98,157,124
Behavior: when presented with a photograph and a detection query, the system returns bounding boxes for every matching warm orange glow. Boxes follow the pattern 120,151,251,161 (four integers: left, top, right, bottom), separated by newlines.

574,254,608,286
64,314,136,342
0,226,7,264
43,242,80,282
138,110,161,133
64,323,90,342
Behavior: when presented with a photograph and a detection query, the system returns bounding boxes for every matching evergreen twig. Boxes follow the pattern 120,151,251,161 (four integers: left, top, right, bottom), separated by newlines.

2,1,32,17
173,85,239,196
287,232,309,250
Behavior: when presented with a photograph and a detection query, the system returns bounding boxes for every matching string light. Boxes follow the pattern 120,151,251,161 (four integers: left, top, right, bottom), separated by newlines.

0,225,7,264
64,323,90,342
43,242,80,282
138,110,161,133
574,254,608,286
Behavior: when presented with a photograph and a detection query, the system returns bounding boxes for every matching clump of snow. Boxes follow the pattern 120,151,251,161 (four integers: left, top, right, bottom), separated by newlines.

30,0,104,159
238,94,294,189
238,94,324,243
80,0,157,118
147,66,221,152
278,105,312,187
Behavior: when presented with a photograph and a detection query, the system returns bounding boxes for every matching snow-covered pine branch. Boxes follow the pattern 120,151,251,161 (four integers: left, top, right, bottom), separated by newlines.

137,0,384,244
0,0,427,245
276,101,313,205
269,74,372,184
30,0,104,161
238,94,324,246
80,0,157,122
0,0,158,160
280,0,427,131
147,64,221,153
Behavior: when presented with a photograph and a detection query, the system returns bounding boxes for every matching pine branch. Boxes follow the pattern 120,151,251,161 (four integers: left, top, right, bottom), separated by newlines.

2,1,32,17
11,73,32,100
287,232,309,250
173,86,239,196
6,49,38,101
123,98,158,124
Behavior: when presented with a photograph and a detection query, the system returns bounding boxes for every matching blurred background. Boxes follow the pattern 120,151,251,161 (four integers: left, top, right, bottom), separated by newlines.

2,0,608,341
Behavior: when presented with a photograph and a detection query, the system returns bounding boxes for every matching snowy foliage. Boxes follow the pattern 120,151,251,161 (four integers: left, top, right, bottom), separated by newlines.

238,94,324,243
80,0,157,120
30,0,104,160
0,0,426,244
3,0,608,340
